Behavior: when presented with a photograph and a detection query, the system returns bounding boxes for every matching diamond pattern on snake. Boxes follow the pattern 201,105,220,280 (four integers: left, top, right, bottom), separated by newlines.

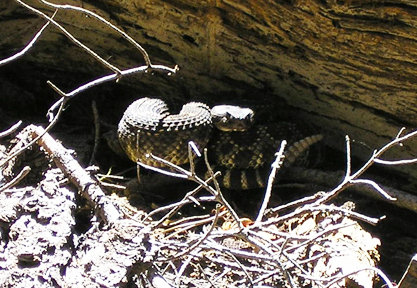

117,97,323,189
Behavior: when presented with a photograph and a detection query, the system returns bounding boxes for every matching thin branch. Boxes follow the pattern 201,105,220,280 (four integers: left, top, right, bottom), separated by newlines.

196,263,219,288
0,101,64,167
14,0,121,74
158,205,221,262
89,100,100,165
350,179,396,201
46,65,178,118
39,0,152,67
353,128,417,178
143,195,215,224
0,11,55,66
0,121,22,138
345,135,352,178
266,192,323,215
374,158,417,165
32,125,121,224
255,140,286,224
324,267,394,288
245,233,295,288
144,153,242,229
188,141,201,175
395,127,407,139
162,213,222,235
314,128,417,205
225,251,254,287
0,166,31,192
138,160,189,179
151,179,218,227
203,148,222,197
175,256,193,285
283,223,359,254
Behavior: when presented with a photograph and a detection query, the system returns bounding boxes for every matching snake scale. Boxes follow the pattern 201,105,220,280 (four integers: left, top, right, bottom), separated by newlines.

118,98,323,189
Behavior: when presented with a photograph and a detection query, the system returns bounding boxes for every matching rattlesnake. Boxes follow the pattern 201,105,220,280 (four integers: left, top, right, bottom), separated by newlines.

117,97,323,189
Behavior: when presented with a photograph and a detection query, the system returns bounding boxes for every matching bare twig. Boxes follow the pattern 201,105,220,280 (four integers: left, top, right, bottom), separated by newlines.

150,179,218,228
175,256,194,286
142,195,216,224
142,151,242,229
188,141,201,175
0,101,64,167
0,166,31,192
0,11,55,66
308,204,383,225
345,135,352,178
283,222,357,254
6,0,177,125
158,205,221,262
256,201,378,229
324,267,394,288
350,179,394,200
286,166,417,213
203,148,222,196
315,131,407,205
197,263,217,288
225,251,254,286
38,0,152,67
255,140,286,223
47,63,177,112
14,0,121,74
31,125,120,224
89,100,100,166
0,121,22,138
374,158,417,165
266,192,323,215
138,160,189,179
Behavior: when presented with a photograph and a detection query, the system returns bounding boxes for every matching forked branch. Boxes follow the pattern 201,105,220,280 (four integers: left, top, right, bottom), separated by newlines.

0,0,178,166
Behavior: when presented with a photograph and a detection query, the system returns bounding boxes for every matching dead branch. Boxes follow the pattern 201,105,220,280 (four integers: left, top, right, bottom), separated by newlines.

139,144,243,229
129,127,417,287
14,0,121,74
11,0,178,119
0,1,179,185
38,0,151,66
0,14,54,66
316,134,398,204
287,167,417,214
30,125,120,224
256,140,287,223
89,100,100,166
3,1,414,286
0,100,64,168
0,120,22,138
0,166,30,192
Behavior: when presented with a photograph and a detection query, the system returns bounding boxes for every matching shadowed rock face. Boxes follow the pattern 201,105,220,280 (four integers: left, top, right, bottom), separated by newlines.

2,0,417,188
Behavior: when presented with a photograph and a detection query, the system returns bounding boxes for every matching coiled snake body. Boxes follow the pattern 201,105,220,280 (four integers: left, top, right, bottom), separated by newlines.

118,98,323,189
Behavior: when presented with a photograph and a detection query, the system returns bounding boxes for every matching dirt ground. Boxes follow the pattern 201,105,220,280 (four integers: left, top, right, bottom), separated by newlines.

1,65,417,287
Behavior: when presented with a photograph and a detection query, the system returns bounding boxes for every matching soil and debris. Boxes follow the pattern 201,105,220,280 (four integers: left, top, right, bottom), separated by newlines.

2,2,417,286
0,115,413,287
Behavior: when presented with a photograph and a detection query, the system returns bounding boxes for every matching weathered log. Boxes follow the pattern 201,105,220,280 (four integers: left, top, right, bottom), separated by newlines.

2,0,417,190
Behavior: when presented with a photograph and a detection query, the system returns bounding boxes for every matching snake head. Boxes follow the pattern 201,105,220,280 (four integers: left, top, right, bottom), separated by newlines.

211,105,255,132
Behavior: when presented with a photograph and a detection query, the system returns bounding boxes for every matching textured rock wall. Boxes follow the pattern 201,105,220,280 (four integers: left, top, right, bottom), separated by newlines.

2,0,417,185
